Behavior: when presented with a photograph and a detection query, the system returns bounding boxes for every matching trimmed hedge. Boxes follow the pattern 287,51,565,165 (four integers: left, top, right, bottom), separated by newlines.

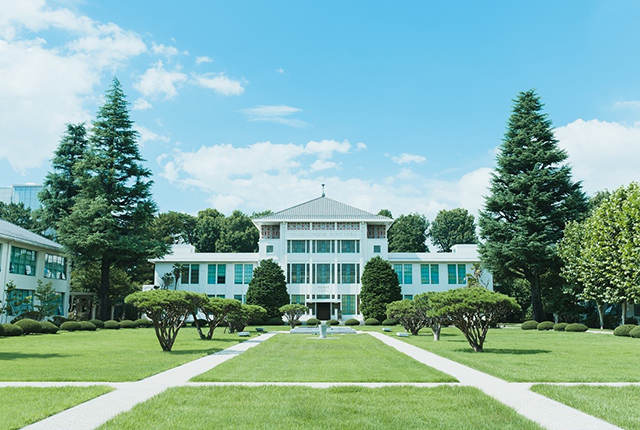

60,321,82,332
345,318,360,326
79,321,97,331
40,321,59,334
629,326,640,338
52,316,69,327
521,320,538,330
553,322,569,331
565,323,588,332
305,318,320,326
89,319,105,329
15,318,42,335
248,318,265,326
365,318,380,326
537,321,555,331
134,318,153,328
382,318,398,326
327,319,339,326
104,320,121,330
265,317,284,326
119,319,137,329
613,324,637,337
2,323,23,336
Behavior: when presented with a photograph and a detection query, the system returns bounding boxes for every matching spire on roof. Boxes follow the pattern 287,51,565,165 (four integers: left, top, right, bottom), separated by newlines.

321,183,325,197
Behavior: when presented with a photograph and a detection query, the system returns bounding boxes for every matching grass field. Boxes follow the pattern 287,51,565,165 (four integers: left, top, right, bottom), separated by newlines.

193,333,456,382
0,327,250,381
531,385,640,430
0,386,112,430
97,385,541,430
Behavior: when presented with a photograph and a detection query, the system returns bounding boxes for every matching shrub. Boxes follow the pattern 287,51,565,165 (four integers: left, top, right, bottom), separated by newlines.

345,318,360,326
364,318,380,326
266,317,284,326
305,318,320,326
191,319,208,328
11,311,42,323
134,318,153,328
279,304,308,329
2,324,23,336
52,316,69,327
119,319,137,329
40,321,59,334
104,320,121,330
293,319,302,326
613,324,637,337
629,326,640,338
60,321,82,332
327,319,339,326
382,318,398,326
521,320,538,330
15,318,42,334
89,319,105,329
248,318,264,326
0,324,4,336
79,321,97,331
565,323,588,332
624,317,638,325
537,321,555,331
553,322,569,331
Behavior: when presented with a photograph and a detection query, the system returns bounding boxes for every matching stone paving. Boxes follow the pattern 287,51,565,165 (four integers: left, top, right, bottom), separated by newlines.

8,330,629,430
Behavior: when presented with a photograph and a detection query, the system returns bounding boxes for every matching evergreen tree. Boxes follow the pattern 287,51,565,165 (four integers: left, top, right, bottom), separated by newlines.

377,209,393,219
428,208,477,252
152,211,197,245
194,208,224,252
360,256,402,321
387,213,429,252
246,259,289,318
479,90,587,322
0,202,46,235
216,210,259,252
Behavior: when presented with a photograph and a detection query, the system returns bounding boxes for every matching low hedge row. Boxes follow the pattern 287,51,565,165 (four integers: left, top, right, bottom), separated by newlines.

305,318,320,326
537,321,554,331
613,324,637,337
365,318,380,326
0,317,154,336
344,318,360,326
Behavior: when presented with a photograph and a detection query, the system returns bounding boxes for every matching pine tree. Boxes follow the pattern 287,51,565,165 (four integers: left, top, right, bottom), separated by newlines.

360,256,402,321
479,90,587,322
246,259,289,318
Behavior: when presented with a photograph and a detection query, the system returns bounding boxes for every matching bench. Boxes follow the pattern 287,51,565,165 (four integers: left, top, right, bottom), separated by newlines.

396,332,409,337
238,332,250,337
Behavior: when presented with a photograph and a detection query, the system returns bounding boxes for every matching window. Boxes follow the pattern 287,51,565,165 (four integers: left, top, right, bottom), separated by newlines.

288,240,309,253
42,292,65,316
261,224,280,239
217,264,226,284
208,265,216,284
317,294,330,299
312,222,335,230
266,245,274,254
315,263,334,284
448,264,466,285
234,294,245,303
338,263,359,284
403,295,413,300
234,264,243,284
10,246,37,276
288,222,310,230
342,294,356,314
338,240,359,253
190,265,200,284
288,264,308,284
337,222,359,230
208,264,227,284
431,264,439,284
404,265,412,284
44,254,67,280
367,224,386,238
6,288,33,315
291,294,305,304
394,264,412,284
314,240,334,253
234,264,253,284
373,245,381,253
420,264,440,284
244,265,253,284
394,264,403,283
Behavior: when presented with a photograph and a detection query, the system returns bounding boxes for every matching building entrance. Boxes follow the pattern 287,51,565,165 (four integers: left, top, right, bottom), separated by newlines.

316,303,331,320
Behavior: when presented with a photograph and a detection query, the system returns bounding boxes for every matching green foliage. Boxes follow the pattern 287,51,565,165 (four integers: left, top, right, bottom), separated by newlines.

279,304,308,329
305,318,320,326
39,321,59,334
387,213,429,252
89,319,105,329
360,256,402,321
34,280,59,320
79,321,97,331
521,320,538,330
52,316,69,327
629,326,640,338
364,318,380,326
215,210,259,253
15,318,42,334
134,318,153,328
537,321,555,331
246,259,288,318
227,304,267,333
613,324,637,337
191,295,242,339
119,320,137,329
70,262,140,300
479,90,588,322
377,209,393,219
152,211,197,246
60,321,82,332
553,322,569,331
193,208,224,252
565,323,588,332
345,318,360,326
428,208,477,252
104,320,121,330
2,323,23,336
386,300,426,335
0,324,4,336
382,318,398,326
0,201,47,236
327,319,339,326
4,280,32,317
266,317,284,326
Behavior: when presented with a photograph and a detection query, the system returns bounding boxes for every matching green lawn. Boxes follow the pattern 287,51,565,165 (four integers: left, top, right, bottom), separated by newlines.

0,386,112,430
193,333,455,382
98,386,542,430
531,385,640,430
0,327,250,381
386,326,640,382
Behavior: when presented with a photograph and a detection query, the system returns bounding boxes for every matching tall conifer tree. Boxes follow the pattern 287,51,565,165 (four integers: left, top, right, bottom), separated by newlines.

479,90,587,321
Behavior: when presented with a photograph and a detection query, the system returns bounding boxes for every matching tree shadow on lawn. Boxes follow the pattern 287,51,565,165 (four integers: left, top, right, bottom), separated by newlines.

167,348,225,355
0,352,73,360
452,348,552,355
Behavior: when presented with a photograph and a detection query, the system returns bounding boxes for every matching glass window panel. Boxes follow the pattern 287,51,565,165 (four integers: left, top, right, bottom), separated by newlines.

431,264,439,284
9,247,37,276
421,264,429,284
315,240,333,253
234,264,243,284
342,294,356,314
190,265,199,284
341,264,356,284
244,264,253,283
181,264,190,284
458,264,467,285
208,264,216,284
316,263,332,284
44,254,67,280
404,265,412,284
394,264,403,284
290,240,307,253
217,264,226,284
290,264,306,284
448,264,457,285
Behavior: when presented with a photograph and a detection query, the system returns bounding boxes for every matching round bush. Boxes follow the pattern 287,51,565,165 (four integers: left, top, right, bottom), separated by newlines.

134,318,153,328
305,318,320,326
104,320,121,330
537,321,555,331
60,321,82,332
293,320,302,326
365,318,380,326
382,318,398,326
79,321,97,331
119,319,137,329
553,322,569,331
2,323,23,336
613,324,637,337
344,318,360,326
265,317,284,326
40,321,59,334
248,318,264,326
565,323,588,332
89,319,105,329
629,326,640,338
15,318,42,334
327,319,339,326
521,320,538,330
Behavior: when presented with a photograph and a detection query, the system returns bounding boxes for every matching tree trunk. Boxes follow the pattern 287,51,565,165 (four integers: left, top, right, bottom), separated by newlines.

528,274,545,322
432,322,441,341
596,301,605,330
621,300,627,326
98,256,111,321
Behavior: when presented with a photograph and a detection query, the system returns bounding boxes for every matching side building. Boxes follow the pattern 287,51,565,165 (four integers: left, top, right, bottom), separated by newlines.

151,196,492,321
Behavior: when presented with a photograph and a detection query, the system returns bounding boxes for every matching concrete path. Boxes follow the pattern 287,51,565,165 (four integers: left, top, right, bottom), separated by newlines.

21,332,277,430
367,331,622,430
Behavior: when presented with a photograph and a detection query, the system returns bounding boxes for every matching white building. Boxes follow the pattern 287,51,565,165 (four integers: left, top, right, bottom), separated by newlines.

0,219,70,321
151,196,492,321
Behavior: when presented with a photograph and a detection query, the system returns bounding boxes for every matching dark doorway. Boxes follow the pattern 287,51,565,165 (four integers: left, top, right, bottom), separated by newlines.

316,303,331,320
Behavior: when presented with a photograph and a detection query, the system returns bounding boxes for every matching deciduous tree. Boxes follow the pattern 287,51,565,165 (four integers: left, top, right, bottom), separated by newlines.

428,208,477,252
387,213,429,252
280,304,308,328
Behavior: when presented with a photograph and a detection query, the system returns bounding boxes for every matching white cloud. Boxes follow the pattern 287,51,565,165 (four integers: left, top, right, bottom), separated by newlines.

238,105,309,128
193,72,245,96
555,118,640,194
310,160,339,172
305,139,350,159
390,153,427,164
275,68,285,74
132,98,153,111
196,56,213,64
133,61,187,99
613,100,640,109
151,43,180,57
134,124,169,145
356,142,367,150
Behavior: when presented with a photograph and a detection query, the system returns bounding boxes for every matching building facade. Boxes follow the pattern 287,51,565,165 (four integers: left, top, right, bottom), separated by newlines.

151,196,492,321
0,184,43,210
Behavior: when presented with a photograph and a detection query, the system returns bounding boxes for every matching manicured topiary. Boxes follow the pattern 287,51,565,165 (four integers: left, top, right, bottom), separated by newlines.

15,318,42,334
134,318,153,328
119,319,136,329
305,318,320,326
629,326,640,338
565,323,588,332
327,319,339,326
553,322,569,331
265,317,284,326
60,321,82,332
382,318,398,326
365,318,380,326
613,324,637,337
345,318,360,326
521,320,538,330
40,321,59,334
104,320,121,330
79,321,97,331
89,319,105,329
2,323,23,336
537,321,555,331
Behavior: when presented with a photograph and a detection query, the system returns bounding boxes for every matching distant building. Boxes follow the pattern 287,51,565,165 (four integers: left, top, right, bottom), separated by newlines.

0,184,43,210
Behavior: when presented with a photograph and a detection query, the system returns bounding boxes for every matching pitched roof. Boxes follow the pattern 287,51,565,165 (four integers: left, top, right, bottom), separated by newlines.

254,196,392,221
0,219,62,251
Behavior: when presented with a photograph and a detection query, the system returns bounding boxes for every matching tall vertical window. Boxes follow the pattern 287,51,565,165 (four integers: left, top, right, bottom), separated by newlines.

10,247,37,276
342,294,356,314
180,264,199,284
6,289,33,315
315,263,334,284
208,264,216,284
288,240,309,253
420,264,440,284
217,264,226,284
403,264,412,284
234,264,254,284
448,264,466,285
44,254,67,280
208,264,227,284
394,264,403,283
288,264,308,284
339,240,359,253
190,265,200,284
234,264,243,284
314,240,334,253
431,264,439,284
291,294,305,304
338,263,358,284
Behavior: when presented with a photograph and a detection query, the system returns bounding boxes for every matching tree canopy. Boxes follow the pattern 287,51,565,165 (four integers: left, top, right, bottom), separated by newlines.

428,208,477,252
387,213,429,252
360,256,402,321
246,259,289,318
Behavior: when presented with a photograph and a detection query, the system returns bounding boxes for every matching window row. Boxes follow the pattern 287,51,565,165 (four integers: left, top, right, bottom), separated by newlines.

5,289,65,316
287,222,361,231
287,240,360,254
394,263,467,285
4,245,67,280
181,263,254,285
287,263,361,284
289,294,358,315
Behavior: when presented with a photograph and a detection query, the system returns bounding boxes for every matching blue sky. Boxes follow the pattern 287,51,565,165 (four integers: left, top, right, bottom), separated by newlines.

1,0,640,219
